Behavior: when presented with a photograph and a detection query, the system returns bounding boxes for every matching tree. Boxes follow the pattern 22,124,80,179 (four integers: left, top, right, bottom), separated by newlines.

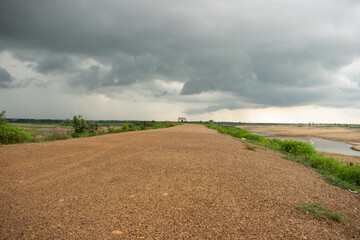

72,115,99,134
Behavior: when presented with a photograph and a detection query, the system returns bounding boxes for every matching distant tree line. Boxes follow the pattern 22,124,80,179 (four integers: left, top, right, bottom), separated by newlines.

6,118,150,124
5,117,359,128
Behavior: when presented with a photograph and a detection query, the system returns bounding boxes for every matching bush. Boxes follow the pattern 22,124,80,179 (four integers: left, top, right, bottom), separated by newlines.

44,132,72,141
0,115,34,144
72,115,99,134
71,132,95,138
307,154,341,173
0,111,6,125
122,123,130,131
269,138,282,149
132,126,141,131
337,163,360,185
280,140,316,156
107,128,121,134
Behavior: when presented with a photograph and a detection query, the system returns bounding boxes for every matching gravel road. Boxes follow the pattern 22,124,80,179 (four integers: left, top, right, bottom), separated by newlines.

1,124,359,239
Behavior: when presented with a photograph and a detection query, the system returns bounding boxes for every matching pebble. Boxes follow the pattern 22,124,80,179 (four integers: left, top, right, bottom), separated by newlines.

112,230,123,235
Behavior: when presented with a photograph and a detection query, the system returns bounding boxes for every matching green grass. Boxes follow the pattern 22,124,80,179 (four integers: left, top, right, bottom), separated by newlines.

71,131,102,138
295,202,341,222
71,121,181,137
1,121,182,144
98,122,124,127
11,123,63,129
205,124,360,193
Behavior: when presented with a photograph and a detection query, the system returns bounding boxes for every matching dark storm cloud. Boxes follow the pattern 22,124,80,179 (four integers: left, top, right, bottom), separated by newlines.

1,0,360,112
0,65,45,89
0,66,12,88
12,51,74,74
34,55,73,74
0,0,191,55
69,54,161,89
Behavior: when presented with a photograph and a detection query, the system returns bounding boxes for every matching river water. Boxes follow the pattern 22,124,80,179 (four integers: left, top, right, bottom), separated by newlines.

310,138,360,156
251,132,360,157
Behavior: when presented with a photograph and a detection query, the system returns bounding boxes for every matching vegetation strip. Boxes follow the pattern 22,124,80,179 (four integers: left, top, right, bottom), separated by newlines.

0,111,181,145
295,202,341,222
0,111,34,144
205,124,360,193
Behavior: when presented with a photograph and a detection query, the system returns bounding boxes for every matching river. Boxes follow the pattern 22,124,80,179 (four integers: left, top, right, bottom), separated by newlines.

251,132,360,157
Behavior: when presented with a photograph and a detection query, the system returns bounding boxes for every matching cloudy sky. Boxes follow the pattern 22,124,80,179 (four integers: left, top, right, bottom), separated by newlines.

1,0,360,123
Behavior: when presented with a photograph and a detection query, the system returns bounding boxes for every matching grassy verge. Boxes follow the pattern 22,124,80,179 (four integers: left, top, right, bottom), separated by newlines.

205,124,360,193
59,121,182,139
0,123,35,144
295,202,341,222
1,121,181,145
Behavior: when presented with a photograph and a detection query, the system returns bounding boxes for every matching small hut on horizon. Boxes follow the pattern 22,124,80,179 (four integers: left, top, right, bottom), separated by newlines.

178,117,187,123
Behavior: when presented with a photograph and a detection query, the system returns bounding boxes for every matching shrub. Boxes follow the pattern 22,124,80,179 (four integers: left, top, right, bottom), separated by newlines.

307,154,341,173
153,123,164,129
0,111,6,125
127,125,141,131
280,140,316,156
336,163,360,186
44,132,72,141
269,138,282,149
165,122,178,127
72,115,99,134
107,128,121,134
0,112,34,144
132,126,141,131
122,123,130,131
137,121,153,130
71,132,95,138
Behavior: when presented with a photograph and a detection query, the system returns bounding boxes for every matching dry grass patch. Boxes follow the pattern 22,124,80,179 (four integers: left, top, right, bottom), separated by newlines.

295,202,341,222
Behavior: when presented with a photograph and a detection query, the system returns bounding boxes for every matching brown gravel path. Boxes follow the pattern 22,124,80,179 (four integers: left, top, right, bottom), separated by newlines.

1,124,359,239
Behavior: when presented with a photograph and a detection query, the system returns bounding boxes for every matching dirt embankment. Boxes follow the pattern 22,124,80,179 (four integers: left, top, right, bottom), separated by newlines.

1,124,359,239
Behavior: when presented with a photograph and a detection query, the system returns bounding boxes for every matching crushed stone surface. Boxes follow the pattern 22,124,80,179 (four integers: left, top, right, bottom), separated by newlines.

1,124,359,239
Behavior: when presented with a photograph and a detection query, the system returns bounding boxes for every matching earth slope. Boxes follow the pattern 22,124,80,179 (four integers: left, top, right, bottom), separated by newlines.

1,124,359,239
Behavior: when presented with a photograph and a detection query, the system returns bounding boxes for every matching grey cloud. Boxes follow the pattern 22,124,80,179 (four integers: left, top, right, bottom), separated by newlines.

1,0,360,113
34,55,73,74
0,66,12,88
180,38,359,108
0,0,195,55
69,54,160,89
185,102,253,115
107,54,159,86
351,77,360,87
70,66,102,90
184,86,325,115
12,51,74,74
0,66,42,89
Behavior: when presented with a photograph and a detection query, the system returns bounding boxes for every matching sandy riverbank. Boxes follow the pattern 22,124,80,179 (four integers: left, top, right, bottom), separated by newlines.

240,125,360,164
